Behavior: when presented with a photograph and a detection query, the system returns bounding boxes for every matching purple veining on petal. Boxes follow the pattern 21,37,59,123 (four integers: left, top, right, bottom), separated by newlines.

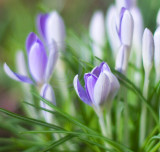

37,14,49,41
4,63,33,84
26,32,39,54
73,75,92,105
91,62,110,77
84,73,97,103
28,39,48,83
119,7,127,41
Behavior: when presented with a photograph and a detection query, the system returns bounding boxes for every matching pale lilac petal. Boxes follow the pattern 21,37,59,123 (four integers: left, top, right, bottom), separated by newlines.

73,75,92,105
28,40,48,83
40,83,56,123
104,71,120,101
91,62,110,77
119,9,134,46
45,41,58,82
26,32,38,54
37,14,49,40
84,73,97,103
94,72,111,106
16,51,28,76
4,63,33,84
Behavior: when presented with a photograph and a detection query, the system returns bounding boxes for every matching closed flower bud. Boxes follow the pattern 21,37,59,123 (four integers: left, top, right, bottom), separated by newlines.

89,11,105,58
154,27,160,82
37,11,66,51
142,28,154,75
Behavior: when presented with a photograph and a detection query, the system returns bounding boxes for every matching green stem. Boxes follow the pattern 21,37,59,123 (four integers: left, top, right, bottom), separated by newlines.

139,74,149,146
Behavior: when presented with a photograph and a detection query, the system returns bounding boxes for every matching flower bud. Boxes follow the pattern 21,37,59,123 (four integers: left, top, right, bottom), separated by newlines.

154,27,160,82
89,11,105,58
142,28,154,75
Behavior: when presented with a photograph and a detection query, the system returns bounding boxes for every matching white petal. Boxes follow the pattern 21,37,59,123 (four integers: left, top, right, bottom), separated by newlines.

94,72,111,106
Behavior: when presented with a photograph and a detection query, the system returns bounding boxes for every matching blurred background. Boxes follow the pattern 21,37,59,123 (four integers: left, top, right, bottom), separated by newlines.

0,0,160,137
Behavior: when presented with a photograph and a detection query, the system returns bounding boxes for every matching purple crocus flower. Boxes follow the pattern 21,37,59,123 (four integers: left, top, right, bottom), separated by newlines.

4,32,58,86
73,62,120,109
37,11,65,51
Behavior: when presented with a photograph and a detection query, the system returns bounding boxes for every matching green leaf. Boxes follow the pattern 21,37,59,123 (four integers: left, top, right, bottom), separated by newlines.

0,108,64,130
41,135,74,152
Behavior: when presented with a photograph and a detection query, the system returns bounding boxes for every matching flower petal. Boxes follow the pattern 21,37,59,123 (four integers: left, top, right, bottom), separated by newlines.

73,75,92,105
91,62,110,77
37,14,49,41
94,72,111,106
45,41,58,82
28,39,48,83
104,71,120,101
84,73,97,103
4,63,33,84
26,32,39,54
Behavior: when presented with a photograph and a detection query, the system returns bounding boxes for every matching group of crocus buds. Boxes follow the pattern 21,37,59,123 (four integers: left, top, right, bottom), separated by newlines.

73,62,120,114
4,11,65,123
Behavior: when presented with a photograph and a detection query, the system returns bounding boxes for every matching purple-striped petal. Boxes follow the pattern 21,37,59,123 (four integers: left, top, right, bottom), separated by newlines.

94,72,111,106
37,14,49,41
4,63,33,84
91,62,111,77
84,73,97,103
45,41,58,82
26,32,39,54
28,40,48,83
73,75,92,105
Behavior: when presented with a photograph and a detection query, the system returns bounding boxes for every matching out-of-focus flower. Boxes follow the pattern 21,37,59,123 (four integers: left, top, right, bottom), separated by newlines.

4,32,58,86
89,11,106,58
106,7,133,58
154,27,160,82
37,11,65,51
142,28,154,76
115,45,129,74
40,83,56,123
106,5,121,56
73,62,120,110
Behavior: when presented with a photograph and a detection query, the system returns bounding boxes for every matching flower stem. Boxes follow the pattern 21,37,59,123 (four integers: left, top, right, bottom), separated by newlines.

139,73,149,146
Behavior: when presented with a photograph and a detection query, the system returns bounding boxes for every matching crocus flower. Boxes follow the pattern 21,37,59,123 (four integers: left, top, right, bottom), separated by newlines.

40,83,56,123
142,28,154,76
106,7,133,58
37,11,65,51
89,11,105,58
73,62,120,111
4,32,58,86
154,27,160,82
